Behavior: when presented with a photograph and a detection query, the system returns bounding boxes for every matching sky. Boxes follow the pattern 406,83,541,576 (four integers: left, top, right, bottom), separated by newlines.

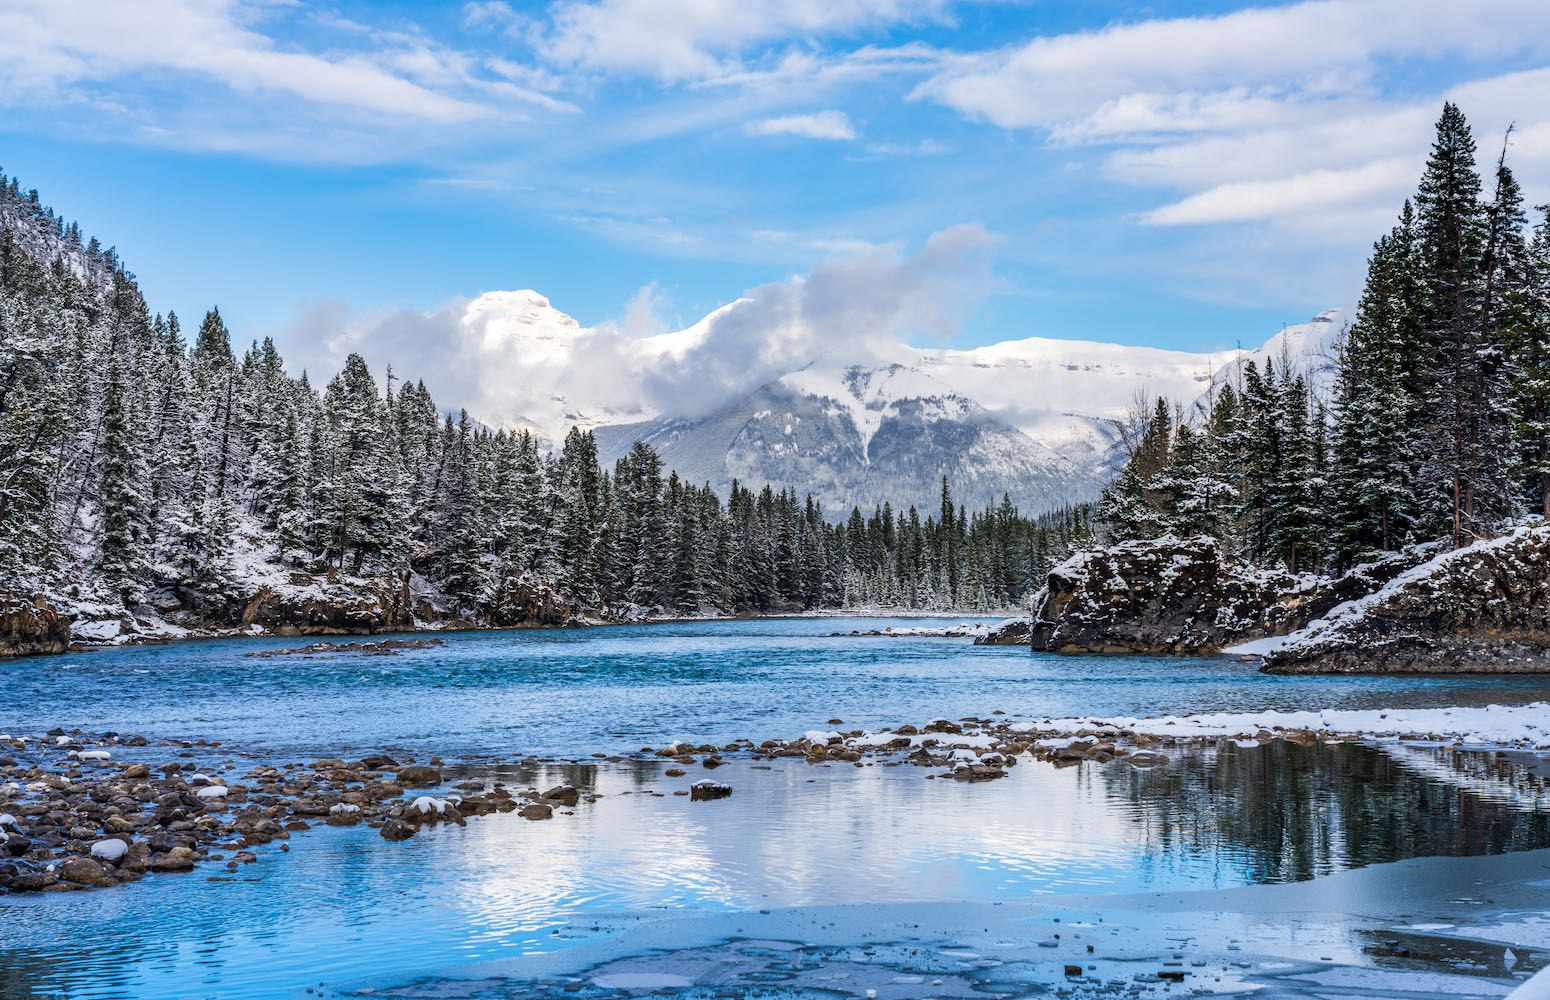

3,0,1550,384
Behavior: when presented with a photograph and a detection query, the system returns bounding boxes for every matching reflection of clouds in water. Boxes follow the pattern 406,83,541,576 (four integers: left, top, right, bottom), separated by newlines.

446,755,1243,944
9,745,1550,997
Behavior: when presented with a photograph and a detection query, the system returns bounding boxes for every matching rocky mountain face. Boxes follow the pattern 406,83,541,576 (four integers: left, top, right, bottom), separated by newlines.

1264,527,1550,674
1017,536,1429,656
593,363,1113,514
461,286,1342,518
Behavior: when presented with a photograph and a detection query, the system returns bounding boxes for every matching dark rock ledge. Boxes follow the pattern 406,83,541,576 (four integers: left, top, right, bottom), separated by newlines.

0,592,72,658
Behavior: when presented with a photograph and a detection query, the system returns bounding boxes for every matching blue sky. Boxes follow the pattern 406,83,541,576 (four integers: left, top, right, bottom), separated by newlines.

3,0,1550,374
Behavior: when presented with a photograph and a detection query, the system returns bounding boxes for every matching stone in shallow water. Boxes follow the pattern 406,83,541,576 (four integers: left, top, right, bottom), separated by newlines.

691,780,732,801
396,766,442,788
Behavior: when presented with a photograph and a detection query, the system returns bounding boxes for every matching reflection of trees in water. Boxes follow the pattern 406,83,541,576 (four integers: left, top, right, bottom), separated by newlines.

1101,742,1550,884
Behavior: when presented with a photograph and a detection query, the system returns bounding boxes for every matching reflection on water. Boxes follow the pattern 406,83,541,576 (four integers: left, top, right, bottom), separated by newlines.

1108,741,1550,884
1,741,1547,997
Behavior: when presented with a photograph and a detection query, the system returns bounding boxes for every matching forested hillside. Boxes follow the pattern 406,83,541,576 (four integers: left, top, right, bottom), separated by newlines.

1100,103,1550,572
0,173,1090,636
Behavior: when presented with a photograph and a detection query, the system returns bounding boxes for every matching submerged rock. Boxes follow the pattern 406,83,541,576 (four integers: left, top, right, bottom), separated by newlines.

1265,526,1550,674
0,592,72,658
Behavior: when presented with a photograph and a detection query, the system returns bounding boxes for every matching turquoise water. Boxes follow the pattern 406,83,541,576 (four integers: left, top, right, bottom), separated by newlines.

5,616,1549,758
3,618,1550,997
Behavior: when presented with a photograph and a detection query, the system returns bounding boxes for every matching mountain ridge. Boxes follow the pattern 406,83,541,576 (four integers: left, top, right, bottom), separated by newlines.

471,290,1344,516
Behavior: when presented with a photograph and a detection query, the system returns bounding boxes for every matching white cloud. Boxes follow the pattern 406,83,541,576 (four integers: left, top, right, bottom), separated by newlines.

746,110,857,141
537,0,952,81
273,224,1001,427
1143,157,1415,226
915,0,1550,134
0,0,491,122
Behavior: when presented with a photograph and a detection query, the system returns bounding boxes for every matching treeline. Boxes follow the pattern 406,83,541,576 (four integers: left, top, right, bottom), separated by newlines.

0,172,1089,617
1100,103,1550,572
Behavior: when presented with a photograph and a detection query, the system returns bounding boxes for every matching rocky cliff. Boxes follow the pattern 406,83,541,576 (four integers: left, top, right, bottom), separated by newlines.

1263,527,1550,673
0,592,72,657
1020,536,1430,656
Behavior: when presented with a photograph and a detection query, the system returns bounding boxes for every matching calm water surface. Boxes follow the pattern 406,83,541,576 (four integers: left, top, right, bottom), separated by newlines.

3,618,1550,998
5,616,1550,757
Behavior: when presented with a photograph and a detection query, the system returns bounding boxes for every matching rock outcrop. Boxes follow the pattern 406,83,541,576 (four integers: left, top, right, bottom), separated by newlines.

1024,536,1430,656
482,577,573,628
0,592,72,657
1264,527,1550,673
973,618,1032,646
239,575,415,636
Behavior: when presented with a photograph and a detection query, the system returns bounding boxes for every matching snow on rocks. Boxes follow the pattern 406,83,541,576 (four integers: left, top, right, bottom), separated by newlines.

690,780,732,801
1027,535,1435,656
1261,526,1550,674
195,785,229,799
90,838,128,862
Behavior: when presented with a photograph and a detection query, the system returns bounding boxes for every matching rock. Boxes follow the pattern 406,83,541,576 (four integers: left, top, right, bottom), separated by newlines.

973,618,1033,646
122,763,150,779
0,592,72,658
395,767,442,788
690,780,732,801
1264,526,1550,673
237,577,414,636
379,820,416,841
519,803,553,821
1027,536,1434,655
9,871,57,891
149,846,198,872
482,578,574,628
59,856,109,885
541,785,579,807
663,768,686,777
90,838,130,862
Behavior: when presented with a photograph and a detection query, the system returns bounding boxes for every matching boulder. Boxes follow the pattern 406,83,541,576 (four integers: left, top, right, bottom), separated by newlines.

540,785,579,807
0,592,72,657
690,780,732,801
1025,536,1432,655
1264,526,1550,674
58,856,109,886
238,575,414,636
973,618,1032,646
395,767,442,788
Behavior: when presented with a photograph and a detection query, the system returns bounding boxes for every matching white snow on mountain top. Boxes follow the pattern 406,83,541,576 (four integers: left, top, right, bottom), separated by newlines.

468,285,1340,443
445,285,1344,511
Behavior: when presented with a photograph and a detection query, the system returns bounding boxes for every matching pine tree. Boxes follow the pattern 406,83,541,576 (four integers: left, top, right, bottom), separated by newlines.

1512,203,1550,515
1415,102,1489,544
94,361,147,606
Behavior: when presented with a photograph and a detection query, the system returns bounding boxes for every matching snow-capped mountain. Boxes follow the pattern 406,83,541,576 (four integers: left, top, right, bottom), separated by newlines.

460,288,1342,516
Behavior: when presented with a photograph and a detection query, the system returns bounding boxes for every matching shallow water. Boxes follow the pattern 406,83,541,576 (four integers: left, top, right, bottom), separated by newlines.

5,618,1550,997
5,616,1550,757
2,742,1549,997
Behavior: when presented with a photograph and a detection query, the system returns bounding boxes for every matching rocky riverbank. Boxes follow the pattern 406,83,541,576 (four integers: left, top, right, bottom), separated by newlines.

1017,535,1435,656
1260,526,1550,673
0,592,72,658
0,730,616,893
10,697,1543,895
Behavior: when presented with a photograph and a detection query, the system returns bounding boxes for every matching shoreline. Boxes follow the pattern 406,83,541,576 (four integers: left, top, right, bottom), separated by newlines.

6,699,1547,895
42,608,1026,655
